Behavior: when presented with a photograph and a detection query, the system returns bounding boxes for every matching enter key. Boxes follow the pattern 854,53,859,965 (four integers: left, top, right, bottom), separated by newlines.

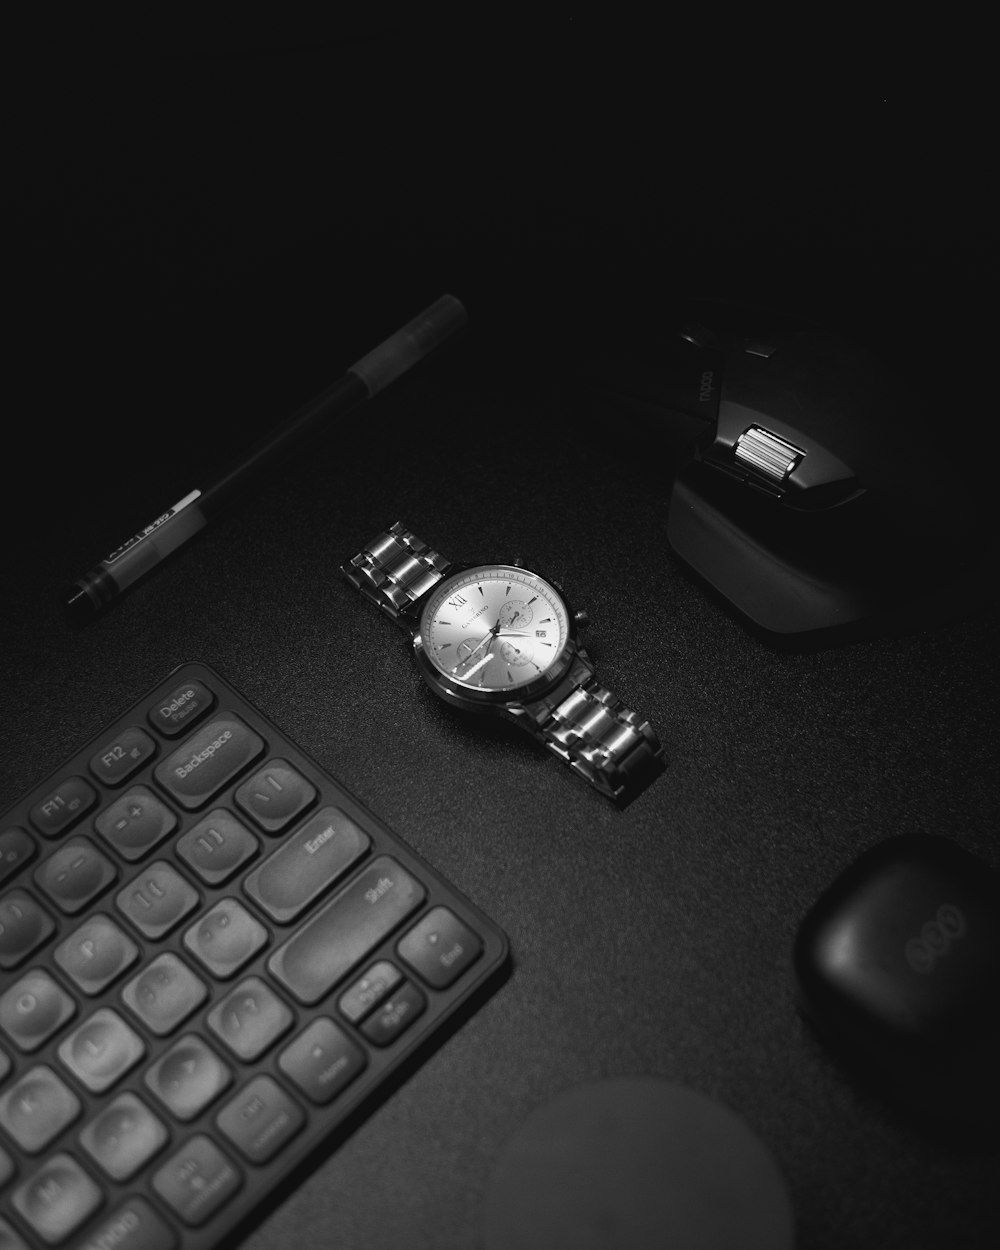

243,807,370,923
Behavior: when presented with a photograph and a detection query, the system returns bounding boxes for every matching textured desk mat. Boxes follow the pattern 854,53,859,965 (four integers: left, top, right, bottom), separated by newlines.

3,261,998,1249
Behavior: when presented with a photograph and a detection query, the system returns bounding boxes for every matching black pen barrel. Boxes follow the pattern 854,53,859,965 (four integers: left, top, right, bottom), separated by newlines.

64,294,469,621
200,373,368,517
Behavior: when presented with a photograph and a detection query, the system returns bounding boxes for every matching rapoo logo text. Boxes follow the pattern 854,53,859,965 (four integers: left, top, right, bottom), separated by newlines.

905,903,967,973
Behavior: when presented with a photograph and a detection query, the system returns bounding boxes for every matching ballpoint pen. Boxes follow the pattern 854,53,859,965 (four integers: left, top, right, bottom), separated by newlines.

65,294,468,622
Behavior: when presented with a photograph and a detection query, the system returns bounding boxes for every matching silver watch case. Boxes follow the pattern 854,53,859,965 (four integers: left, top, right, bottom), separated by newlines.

409,562,585,715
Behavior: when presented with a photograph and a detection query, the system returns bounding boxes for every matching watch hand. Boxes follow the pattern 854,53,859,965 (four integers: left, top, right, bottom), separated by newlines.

451,621,500,673
473,617,503,649
461,652,494,679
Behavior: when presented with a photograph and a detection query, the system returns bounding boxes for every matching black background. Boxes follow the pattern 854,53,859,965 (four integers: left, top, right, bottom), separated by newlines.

4,22,998,1249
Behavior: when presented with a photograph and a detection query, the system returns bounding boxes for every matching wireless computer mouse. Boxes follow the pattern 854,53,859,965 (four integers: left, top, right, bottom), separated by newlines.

583,298,997,644
793,834,1000,1125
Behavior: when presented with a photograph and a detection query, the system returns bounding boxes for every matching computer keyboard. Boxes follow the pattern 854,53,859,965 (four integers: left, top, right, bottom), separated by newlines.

0,661,509,1249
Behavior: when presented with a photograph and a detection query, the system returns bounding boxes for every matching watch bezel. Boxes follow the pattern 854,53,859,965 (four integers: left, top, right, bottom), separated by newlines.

411,562,580,711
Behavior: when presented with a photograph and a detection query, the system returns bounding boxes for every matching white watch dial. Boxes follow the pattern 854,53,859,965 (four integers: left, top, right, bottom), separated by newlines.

420,565,569,691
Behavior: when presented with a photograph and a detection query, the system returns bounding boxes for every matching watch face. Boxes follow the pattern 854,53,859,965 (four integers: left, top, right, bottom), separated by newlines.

417,565,571,695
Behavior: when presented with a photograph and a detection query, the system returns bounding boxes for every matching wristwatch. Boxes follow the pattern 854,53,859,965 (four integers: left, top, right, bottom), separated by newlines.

340,522,666,804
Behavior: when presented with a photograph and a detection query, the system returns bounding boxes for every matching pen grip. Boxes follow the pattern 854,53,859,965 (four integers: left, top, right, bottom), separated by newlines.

67,491,209,618
348,295,468,396
66,294,468,621
106,493,209,587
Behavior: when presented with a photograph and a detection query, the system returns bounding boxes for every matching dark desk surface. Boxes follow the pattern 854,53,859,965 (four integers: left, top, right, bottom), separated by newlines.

4,259,998,1249
5,49,998,1246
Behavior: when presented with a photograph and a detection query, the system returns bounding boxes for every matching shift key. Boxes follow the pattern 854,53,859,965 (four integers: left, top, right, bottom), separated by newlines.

269,857,424,1004
155,716,264,809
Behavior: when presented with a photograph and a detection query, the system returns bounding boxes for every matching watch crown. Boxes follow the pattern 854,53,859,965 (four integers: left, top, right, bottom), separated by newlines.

574,609,590,629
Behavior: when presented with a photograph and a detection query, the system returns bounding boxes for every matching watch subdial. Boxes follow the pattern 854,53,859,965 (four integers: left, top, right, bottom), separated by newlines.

456,637,483,664
452,636,496,678
499,639,533,667
499,600,533,630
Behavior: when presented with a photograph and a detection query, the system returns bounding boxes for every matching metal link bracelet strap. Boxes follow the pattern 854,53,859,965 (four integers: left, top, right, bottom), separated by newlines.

520,658,666,803
340,522,451,623
341,523,665,803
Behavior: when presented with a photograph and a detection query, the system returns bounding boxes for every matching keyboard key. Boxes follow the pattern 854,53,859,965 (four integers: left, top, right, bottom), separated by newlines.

77,1197,177,1250
116,861,200,939
176,809,258,885
33,838,117,914
243,805,370,923
154,716,265,810
57,1008,145,1092
94,786,177,861
0,970,75,1052
0,661,509,1250
360,981,426,1047
88,726,156,786
122,953,208,1035
207,977,294,1061
398,905,484,988
53,914,139,994
28,776,97,838
147,677,215,737
145,1035,232,1121
269,856,425,1004
338,960,404,1024
184,897,268,978
0,890,55,970
0,1065,81,1152
11,1152,102,1244
0,827,36,887
217,1075,305,1164
79,1094,169,1182
279,1018,366,1104
235,759,317,833
153,1135,242,1227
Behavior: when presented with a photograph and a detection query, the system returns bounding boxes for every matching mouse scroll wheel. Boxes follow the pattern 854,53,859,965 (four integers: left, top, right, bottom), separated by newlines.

734,426,805,484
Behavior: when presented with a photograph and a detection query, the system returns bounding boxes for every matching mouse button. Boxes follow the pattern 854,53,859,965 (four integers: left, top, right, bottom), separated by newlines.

784,442,857,497
650,335,725,425
576,333,724,441
723,331,896,471
677,320,720,350
795,836,1000,1050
